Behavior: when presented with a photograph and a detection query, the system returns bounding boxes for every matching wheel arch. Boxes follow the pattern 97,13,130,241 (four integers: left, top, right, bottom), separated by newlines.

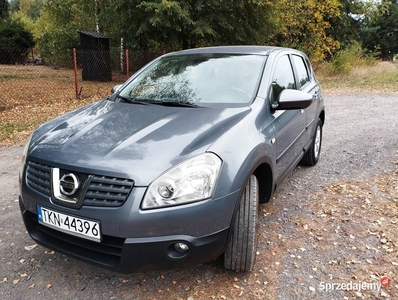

319,109,325,126
224,153,275,233
252,162,273,204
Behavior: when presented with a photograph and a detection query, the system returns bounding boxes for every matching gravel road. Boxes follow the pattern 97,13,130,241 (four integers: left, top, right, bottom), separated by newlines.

0,93,397,299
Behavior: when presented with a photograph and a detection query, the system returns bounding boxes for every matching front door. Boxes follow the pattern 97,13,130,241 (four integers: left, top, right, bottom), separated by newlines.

270,55,307,181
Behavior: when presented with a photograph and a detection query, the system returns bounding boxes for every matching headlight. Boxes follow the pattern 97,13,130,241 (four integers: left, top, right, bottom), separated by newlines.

142,153,222,209
20,133,33,180
21,133,33,166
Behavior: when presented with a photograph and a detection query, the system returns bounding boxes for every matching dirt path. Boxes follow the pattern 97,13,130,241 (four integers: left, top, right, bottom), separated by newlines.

0,93,397,299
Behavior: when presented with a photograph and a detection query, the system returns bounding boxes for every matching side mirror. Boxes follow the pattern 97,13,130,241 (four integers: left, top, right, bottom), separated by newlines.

273,89,313,110
111,84,123,94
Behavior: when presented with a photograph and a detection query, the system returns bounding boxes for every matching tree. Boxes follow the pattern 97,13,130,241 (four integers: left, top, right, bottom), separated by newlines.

327,0,364,49
98,0,275,51
267,0,342,63
0,18,35,64
9,0,20,13
34,0,97,65
30,0,354,64
0,0,9,19
362,1,398,60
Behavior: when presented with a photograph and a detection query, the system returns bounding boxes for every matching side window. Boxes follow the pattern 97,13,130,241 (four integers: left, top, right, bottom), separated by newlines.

272,55,296,102
292,55,310,88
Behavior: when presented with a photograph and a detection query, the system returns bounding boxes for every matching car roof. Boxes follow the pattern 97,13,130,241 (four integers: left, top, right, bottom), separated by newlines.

165,46,289,57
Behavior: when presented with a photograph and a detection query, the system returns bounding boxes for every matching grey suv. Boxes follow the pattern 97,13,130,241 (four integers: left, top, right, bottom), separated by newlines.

19,46,325,273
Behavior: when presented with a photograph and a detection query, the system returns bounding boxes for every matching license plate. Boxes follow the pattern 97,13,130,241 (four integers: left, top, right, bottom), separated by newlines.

37,206,101,242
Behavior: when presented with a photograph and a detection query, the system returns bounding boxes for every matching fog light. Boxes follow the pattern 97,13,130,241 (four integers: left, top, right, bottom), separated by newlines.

174,242,189,253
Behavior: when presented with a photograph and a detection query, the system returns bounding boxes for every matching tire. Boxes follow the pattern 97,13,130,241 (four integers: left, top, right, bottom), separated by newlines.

301,118,322,166
224,175,259,272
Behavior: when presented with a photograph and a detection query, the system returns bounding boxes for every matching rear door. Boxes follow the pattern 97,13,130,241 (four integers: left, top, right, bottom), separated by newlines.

291,54,320,148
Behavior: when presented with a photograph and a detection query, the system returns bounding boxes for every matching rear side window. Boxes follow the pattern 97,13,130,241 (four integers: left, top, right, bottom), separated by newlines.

292,55,310,88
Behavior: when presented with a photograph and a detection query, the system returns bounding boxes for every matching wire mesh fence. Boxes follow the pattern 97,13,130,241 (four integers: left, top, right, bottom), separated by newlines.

0,48,161,112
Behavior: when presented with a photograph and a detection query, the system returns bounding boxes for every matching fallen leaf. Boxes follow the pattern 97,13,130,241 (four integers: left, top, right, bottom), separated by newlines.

3,278,7,283
13,279,19,284
20,273,27,277
46,283,52,289
368,229,378,235
28,284,35,289
381,291,389,297
19,259,25,264
24,244,37,251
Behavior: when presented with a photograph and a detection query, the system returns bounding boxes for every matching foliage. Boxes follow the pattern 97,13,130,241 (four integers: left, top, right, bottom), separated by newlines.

10,11,36,37
267,0,342,64
34,0,97,66
7,0,398,65
0,0,8,19
327,0,364,49
329,42,377,75
0,18,35,64
8,0,20,13
99,0,275,51
20,0,44,21
361,1,398,60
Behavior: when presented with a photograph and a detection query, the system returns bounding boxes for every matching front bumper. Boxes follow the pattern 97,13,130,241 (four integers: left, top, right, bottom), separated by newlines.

20,197,230,273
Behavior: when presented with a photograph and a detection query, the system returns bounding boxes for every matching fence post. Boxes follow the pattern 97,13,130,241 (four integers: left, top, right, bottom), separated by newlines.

126,49,129,81
73,48,80,99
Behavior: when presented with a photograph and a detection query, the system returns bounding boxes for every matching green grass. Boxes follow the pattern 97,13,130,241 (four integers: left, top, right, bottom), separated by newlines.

0,74,19,79
0,122,31,137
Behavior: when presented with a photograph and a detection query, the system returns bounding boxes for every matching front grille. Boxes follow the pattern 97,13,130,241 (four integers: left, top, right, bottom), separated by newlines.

26,161,51,196
26,161,134,207
83,175,134,207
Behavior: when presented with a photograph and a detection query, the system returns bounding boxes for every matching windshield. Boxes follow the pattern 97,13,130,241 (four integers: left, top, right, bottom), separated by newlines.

119,54,265,106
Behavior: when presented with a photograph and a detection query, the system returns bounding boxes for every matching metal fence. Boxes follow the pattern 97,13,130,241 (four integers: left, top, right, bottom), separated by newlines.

0,48,161,112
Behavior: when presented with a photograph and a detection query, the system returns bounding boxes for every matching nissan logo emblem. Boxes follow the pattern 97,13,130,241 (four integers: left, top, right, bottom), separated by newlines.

59,173,79,196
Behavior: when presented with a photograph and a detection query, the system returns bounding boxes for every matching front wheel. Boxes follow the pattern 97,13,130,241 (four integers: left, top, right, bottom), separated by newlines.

224,175,259,272
301,118,322,166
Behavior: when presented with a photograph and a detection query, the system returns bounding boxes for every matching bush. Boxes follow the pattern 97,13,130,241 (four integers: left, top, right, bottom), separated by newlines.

0,18,35,64
37,30,79,67
330,42,377,75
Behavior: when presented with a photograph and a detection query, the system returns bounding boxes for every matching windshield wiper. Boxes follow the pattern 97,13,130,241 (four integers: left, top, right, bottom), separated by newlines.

158,101,198,108
118,95,151,105
119,95,198,107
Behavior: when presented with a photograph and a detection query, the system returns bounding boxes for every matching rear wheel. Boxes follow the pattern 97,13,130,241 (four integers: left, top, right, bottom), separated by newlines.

224,175,259,272
301,118,322,166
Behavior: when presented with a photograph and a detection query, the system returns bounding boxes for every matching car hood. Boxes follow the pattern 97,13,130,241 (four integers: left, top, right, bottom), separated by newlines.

29,100,250,186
